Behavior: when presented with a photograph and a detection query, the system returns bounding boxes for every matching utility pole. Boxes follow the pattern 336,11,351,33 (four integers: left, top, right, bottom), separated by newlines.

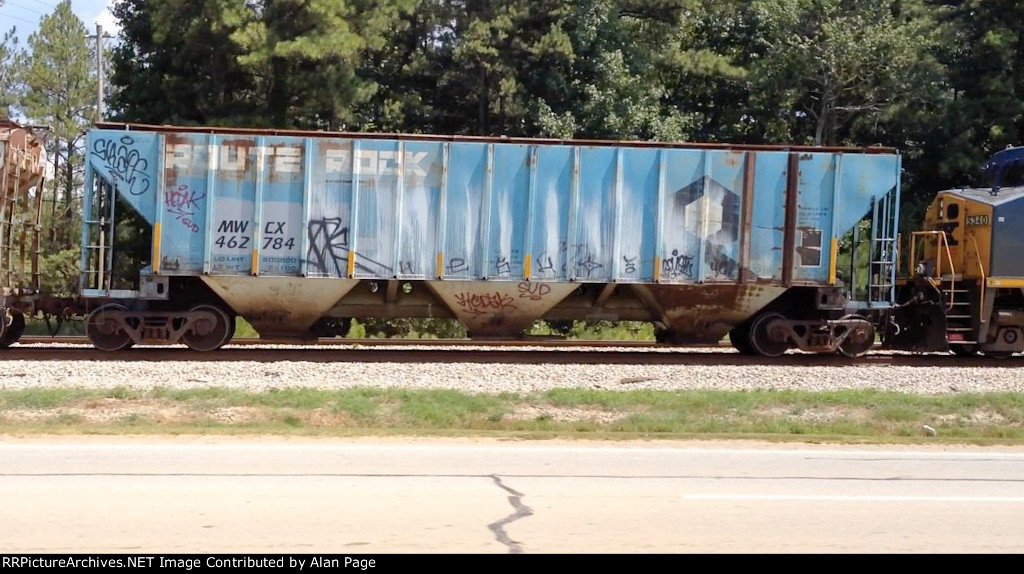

87,24,111,122
95,24,104,122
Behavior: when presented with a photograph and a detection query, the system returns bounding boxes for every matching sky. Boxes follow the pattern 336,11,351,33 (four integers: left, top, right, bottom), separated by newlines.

1,0,119,46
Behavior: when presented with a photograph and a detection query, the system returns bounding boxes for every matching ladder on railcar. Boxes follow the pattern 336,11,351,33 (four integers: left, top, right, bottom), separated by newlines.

0,138,43,297
867,189,899,305
908,227,980,350
81,178,117,292
939,280,976,348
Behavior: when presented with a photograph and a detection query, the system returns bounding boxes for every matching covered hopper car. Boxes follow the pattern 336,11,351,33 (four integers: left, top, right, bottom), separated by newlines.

67,123,902,355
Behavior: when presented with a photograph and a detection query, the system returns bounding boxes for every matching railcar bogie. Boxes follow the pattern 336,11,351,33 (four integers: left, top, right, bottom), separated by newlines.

86,304,135,351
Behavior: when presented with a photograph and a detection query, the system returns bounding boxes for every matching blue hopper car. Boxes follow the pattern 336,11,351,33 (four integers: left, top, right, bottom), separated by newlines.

78,123,901,355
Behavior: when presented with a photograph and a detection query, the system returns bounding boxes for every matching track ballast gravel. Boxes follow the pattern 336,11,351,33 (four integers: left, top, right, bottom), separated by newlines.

1,344,1020,394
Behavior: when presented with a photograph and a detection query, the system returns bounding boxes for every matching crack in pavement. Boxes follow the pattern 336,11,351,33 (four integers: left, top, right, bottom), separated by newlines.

487,475,534,553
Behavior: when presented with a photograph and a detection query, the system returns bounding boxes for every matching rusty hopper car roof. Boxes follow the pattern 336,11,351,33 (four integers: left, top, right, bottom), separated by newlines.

95,122,899,155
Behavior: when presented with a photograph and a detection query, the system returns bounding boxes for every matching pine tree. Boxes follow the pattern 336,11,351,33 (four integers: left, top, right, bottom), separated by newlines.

20,0,97,251
0,0,24,121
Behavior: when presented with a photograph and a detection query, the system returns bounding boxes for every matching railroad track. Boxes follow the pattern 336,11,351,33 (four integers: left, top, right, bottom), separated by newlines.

5,337,1019,367
16,336,707,348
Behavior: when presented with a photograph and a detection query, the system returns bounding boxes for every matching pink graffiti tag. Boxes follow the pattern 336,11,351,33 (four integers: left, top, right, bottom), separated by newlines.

165,185,205,233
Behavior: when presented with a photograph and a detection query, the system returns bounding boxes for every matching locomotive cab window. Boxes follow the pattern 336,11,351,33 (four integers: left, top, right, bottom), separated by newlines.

946,203,959,220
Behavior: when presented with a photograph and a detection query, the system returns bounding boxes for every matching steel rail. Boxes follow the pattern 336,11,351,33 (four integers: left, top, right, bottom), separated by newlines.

15,336,724,348
1,339,1005,368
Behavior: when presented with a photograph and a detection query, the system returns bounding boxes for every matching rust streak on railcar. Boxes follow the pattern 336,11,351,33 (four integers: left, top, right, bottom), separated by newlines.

738,151,756,283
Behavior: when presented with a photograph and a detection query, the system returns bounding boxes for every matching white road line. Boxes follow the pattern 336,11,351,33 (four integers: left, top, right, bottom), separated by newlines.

682,494,1024,502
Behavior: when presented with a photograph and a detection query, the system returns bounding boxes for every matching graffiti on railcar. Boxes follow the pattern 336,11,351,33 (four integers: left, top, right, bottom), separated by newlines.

573,244,604,278
517,282,550,301
165,185,204,233
533,251,559,277
662,249,695,279
305,217,393,276
447,257,470,274
622,255,637,275
493,254,511,276
533,241,606,279
706,244,737,277
306,217,348,276
91,135,151,196
453,291,517,317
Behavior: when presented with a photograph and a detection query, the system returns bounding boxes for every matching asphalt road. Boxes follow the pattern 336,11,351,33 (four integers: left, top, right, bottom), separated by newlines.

3,437,1024,554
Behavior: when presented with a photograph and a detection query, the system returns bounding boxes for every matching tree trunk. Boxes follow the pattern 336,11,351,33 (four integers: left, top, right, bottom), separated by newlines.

269,57,289,127
478,64,489,135
63,138,74,249
48,143,60,253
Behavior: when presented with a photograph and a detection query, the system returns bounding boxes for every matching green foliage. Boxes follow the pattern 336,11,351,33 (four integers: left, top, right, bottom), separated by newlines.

0,25,23,120
927,0,1024,195
527,320,656,341
110,0,255,125
233,317,259,338
742,0,944,147
110,195,151,290
4,386,1024,443
397,390,506,427
38,248,80,296
21,1,96,139
14,0,98,253
350,318,468,339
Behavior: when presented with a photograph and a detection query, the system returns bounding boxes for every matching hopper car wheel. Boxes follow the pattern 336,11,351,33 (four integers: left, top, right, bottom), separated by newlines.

838,314,875,358
749,312,790,357
0,309,25,348
182,305,233,351
729,323,756,355
87,304,135,352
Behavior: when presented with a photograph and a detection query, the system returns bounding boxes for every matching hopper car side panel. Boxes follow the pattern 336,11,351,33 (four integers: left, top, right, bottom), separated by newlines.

81,125,900,353
748,153,788,282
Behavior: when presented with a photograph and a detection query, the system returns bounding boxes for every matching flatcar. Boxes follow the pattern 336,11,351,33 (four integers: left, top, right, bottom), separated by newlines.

63,123,902,356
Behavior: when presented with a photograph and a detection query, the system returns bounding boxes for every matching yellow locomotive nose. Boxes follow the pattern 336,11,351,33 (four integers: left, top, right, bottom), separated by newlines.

891,145,1024,358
